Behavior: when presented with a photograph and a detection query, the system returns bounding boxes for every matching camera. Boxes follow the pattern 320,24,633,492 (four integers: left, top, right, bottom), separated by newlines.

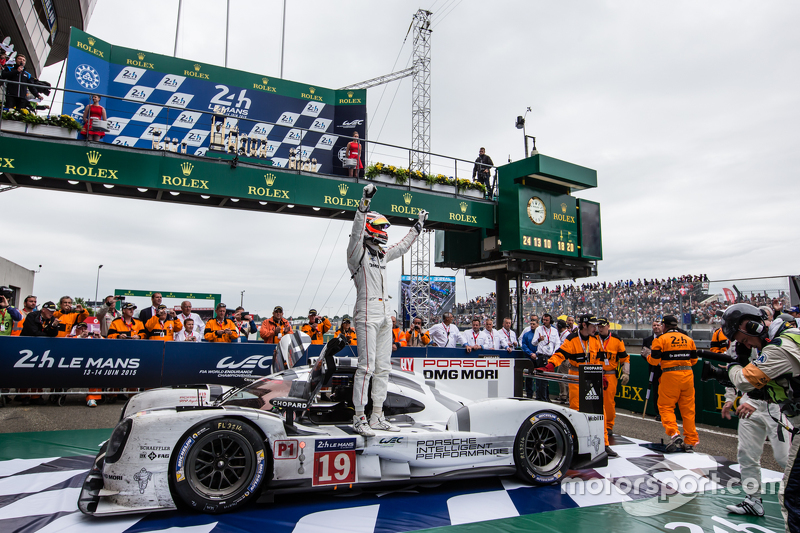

0,286,13,299
315,317,323,324
115,295,125,301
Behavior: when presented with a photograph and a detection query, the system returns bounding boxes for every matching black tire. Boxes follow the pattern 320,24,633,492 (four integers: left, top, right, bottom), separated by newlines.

170,418,267,514
513,411,574,485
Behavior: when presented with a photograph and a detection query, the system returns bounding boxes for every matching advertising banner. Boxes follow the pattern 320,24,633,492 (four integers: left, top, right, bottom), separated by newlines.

64,28,366,175
2,336,164,388
0,135,495,229
396,352,516,401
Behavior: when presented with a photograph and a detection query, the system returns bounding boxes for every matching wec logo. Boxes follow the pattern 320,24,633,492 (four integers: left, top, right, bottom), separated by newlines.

216,355,271,369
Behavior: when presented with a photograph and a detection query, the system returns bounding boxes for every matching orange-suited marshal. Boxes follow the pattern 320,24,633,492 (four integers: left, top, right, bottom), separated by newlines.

540,314,602,412
646,315,699,451
596,317,629,452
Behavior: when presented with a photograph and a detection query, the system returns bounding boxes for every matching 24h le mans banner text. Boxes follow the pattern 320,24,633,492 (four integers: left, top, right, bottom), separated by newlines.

64,28,367,174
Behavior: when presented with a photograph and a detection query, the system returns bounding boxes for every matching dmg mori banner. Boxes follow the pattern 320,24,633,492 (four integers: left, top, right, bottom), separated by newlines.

0,136,495,229
64,28,366,174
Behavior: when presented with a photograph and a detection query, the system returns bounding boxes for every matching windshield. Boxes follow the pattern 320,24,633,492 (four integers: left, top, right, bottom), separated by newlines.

221,368,307,410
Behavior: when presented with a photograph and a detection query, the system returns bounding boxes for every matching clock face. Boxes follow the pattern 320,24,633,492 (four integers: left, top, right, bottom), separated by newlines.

527,197,546,225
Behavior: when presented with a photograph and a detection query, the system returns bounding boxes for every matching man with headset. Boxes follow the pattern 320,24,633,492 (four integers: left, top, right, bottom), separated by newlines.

721,304,800,529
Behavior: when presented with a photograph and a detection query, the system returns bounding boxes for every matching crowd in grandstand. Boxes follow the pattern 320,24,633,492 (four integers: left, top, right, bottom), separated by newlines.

453,274,790,327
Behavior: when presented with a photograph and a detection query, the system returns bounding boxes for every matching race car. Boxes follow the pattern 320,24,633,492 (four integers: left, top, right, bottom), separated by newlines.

79,334,607,516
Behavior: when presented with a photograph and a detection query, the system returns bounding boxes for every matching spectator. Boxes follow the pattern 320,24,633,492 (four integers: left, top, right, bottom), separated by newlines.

567,316,577,332
462,317,484,353
231,306,258,342
300,308,331,345
472,147,494,194
333,316,357,345
428,312,459,348
204,303,239,342
478,317,504,350
145,304,182,340
96,295,122,337
499,317,518,352
138,292,163,324
555,319,570,403
108,302,146,339
178,301,204,337
10,294,35,336
259,305,292,343
174,318,200,342
1,54,35,110
81,93,107,142
391,315,407,351
406,316,430,347
529,313,561,401
642,320,663,421
0,294,22,335
788,306,800,321
69,322,103,407
20,301,59,337
53,296,89,337
520,314,540,338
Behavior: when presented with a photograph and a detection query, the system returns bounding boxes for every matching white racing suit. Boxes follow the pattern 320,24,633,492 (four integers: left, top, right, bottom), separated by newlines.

728,328,800,532
348,196,421,411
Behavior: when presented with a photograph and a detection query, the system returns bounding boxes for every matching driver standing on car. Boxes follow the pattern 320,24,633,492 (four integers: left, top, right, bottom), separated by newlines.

348,183,426,436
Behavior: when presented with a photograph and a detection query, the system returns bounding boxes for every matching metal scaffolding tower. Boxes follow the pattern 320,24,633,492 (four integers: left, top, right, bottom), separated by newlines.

406,229,432,326
339,67,414,91
410,9,432,177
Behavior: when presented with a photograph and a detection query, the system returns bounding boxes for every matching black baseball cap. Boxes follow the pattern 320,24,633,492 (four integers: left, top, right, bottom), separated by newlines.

274,306,283,312
122,302,137,310
41,301,57,311
661,315,678,327
342,315,351,323
578,314,598,326
596,317,609,326
308,309,317,315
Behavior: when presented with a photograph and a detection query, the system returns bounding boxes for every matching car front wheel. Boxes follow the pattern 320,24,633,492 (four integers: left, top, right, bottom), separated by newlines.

513,411,574,485
170,418,267,514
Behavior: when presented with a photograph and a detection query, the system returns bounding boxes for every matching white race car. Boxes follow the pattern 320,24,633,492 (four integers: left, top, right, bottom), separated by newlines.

79,335,607,516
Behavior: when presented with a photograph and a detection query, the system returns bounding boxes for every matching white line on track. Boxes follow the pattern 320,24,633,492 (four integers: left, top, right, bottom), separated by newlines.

615,412,738,438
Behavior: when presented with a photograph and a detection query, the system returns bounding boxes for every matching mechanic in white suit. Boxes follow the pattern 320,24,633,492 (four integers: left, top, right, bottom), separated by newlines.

348,183,427,436
722,328,791,517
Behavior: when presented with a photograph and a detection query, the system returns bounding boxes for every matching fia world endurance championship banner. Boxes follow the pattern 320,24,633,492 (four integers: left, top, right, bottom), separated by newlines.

64,28,366,175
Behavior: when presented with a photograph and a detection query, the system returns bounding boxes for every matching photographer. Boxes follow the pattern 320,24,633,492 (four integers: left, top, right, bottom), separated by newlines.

231,306,258,342
405,317,430,347
259,305,292,343
53,296,89,337
68,322,103,407
144,304,182,340
471,147,494,196
301,308,331,345
20,301,59,337
334,316,358,345
721,338,789,518
204,303,239,343
0,290,22,336
720,304,800,526
96,295,123,337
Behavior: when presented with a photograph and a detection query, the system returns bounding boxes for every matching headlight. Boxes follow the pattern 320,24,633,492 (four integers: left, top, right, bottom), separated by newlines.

105,418,133,464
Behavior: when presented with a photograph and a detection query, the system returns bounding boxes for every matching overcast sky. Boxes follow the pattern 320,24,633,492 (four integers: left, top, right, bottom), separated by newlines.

3,1,798,317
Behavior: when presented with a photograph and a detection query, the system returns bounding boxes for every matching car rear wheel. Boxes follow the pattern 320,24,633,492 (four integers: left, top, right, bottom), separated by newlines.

513,412,574,485
170,418,267,514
